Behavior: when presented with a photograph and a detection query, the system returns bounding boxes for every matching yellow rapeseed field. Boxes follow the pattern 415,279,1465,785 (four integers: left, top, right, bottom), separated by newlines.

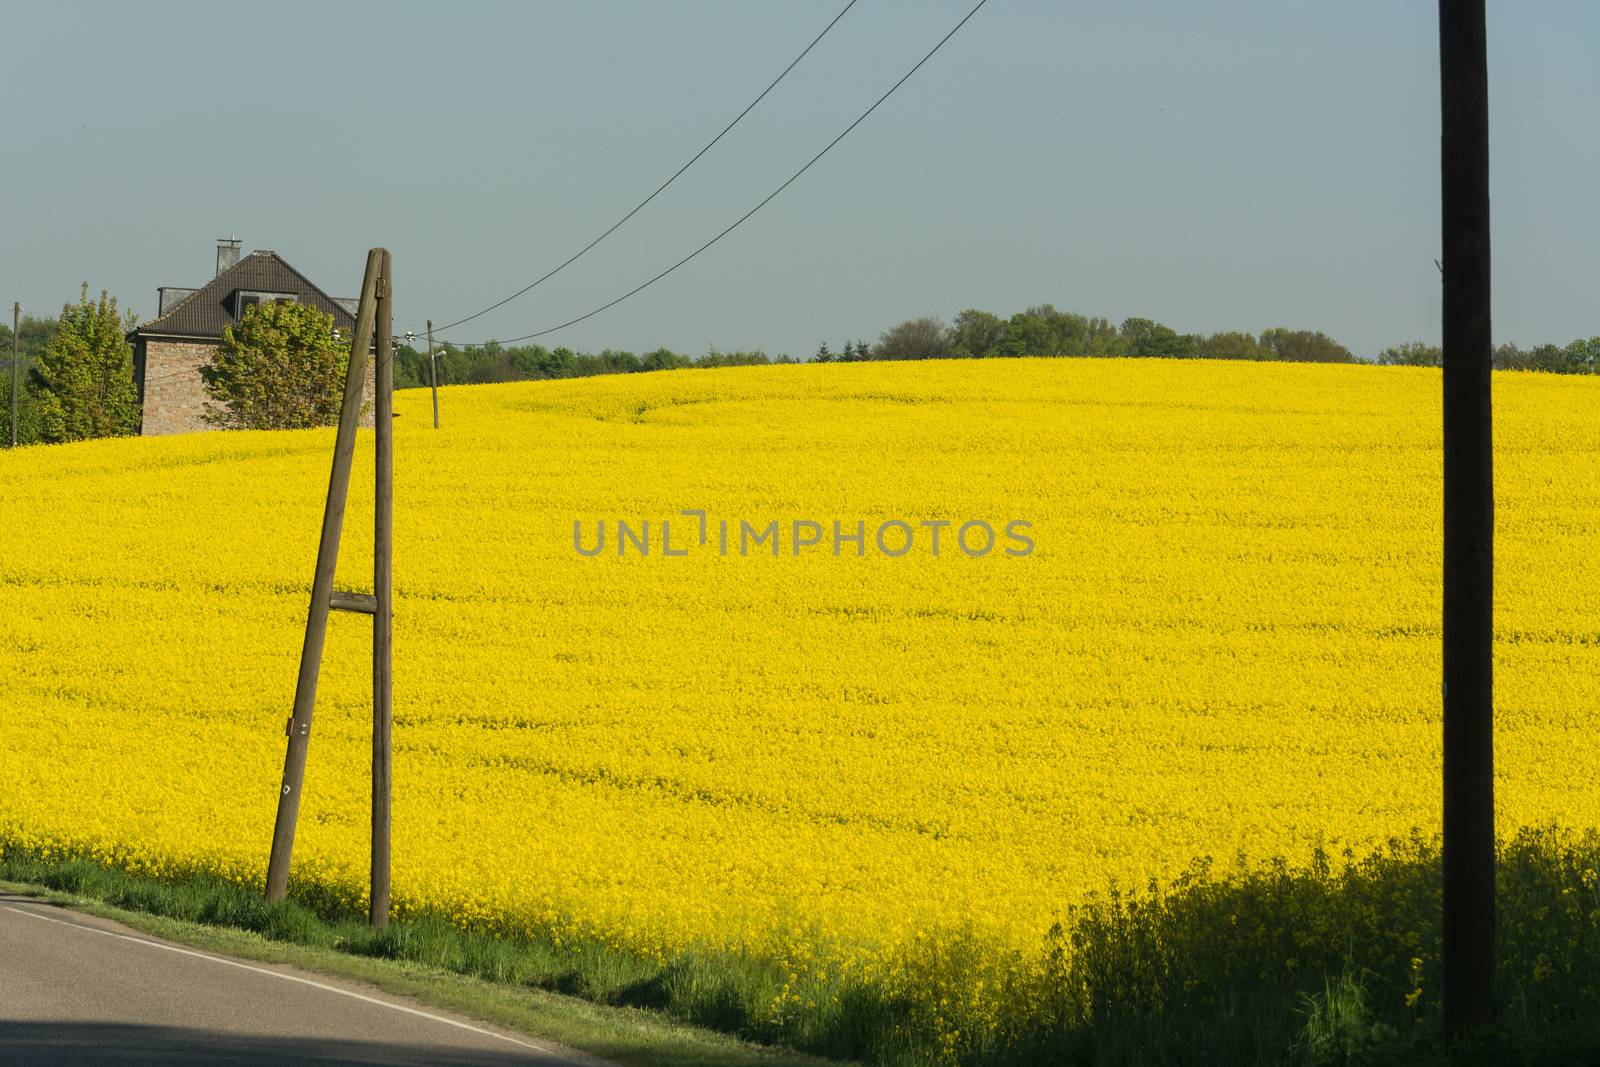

2,358,1597,996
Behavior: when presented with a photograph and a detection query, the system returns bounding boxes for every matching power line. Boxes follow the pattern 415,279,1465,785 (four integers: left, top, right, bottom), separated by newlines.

421,0,859,337
435,0,989,349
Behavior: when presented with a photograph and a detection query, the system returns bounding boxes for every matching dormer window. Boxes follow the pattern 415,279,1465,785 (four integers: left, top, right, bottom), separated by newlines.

232,291,298,318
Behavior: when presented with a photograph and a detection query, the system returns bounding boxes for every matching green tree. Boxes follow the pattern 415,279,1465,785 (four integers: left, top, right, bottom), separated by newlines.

1258,327,1355,363
1377,341,1443,367
201,300,352,430
642,347,690,371
1493,343,1531,371
2,375,43,446
874,316,950,360
948,308,1005,357
1526,343,1573,373
997,310,1055,356
595,349,643,374
998,305,1101,356
698,348,770,368
1196,331,1265,360
391,342,426,389
1561,336,1600,373
510,344,575,378
1038,306,1096,355
0,313,60,361
33,285,140,443
2,313,57,447
1083,316,1124,356
1120,317,1197,358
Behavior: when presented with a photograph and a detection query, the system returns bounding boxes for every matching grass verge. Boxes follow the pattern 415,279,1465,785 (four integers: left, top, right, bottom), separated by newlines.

0,868,843,1067
7,828,1600,1065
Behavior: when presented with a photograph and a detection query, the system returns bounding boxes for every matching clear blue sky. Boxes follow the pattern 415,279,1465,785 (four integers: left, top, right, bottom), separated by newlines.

4,1,1595,358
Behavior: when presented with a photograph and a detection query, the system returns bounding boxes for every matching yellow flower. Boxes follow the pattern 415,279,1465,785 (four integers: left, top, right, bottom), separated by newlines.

1,358,1597,1034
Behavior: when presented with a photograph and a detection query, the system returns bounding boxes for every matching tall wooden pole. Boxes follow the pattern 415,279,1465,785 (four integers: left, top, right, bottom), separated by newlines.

265,249,385,903
426,319,439,429
10,302,19,448
371,250,395,928
1439,0,1495,1040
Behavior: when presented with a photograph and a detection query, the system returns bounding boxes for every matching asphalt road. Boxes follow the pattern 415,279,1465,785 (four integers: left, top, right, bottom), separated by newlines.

0,894,599,1065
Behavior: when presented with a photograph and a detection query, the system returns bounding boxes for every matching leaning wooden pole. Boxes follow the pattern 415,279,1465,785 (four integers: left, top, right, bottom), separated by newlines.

265,248,385,903
371,250,395,927
1439,0,1495,1040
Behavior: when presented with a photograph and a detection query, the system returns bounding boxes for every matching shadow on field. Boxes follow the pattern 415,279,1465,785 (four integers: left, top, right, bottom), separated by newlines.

990,827,1600,1066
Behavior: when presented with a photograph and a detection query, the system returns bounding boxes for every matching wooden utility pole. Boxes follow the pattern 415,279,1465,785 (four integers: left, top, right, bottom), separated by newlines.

10,302,19,448
426,319,439,429
371,249,395,928
266,248,396,930
1439,0,1495,1040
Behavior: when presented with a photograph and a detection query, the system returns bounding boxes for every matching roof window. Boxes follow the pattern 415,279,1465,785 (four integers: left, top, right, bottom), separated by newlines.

233,291,298,318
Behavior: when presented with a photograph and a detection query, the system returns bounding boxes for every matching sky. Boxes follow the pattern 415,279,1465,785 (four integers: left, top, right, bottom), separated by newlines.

3,1,1596,359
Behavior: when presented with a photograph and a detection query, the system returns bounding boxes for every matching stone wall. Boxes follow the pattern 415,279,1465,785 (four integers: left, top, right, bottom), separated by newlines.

139,339,378,436
139,340,219,436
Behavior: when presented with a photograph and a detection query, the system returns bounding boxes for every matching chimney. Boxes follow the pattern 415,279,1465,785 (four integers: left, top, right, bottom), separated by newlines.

216,237,241,276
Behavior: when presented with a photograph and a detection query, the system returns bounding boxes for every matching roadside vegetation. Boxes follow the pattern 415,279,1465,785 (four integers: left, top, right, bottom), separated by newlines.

0,870,839,1067
6,829,1600,1065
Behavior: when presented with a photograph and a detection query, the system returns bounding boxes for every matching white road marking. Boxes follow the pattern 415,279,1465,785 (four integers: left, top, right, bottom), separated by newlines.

3,904,576,1061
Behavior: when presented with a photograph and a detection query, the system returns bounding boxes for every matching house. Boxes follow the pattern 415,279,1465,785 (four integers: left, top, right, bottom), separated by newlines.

129,239,370,435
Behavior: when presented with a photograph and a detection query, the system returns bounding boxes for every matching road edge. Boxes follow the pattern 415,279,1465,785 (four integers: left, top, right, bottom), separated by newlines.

0,880,843,1067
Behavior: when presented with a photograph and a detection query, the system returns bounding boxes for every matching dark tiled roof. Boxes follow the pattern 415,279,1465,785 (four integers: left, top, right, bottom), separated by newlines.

131,252,357,340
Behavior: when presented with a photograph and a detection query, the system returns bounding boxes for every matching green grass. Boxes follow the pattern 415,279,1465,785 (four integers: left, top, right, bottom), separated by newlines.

7,829,1600,1065
0,866,844,1067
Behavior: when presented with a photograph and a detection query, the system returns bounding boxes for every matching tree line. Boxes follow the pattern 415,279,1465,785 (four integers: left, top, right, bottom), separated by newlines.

390,341,785,391
847,309,1358,363
6,288,1598,448
1375,337,1600,373
408,307,1598,383
1,311,61,446
826,306,1600,373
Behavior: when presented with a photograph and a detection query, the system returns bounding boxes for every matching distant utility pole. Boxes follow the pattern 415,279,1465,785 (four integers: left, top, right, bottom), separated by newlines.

10,302,19,448
266,248,396,928
1439,0,1495,1041
426,319,439,429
